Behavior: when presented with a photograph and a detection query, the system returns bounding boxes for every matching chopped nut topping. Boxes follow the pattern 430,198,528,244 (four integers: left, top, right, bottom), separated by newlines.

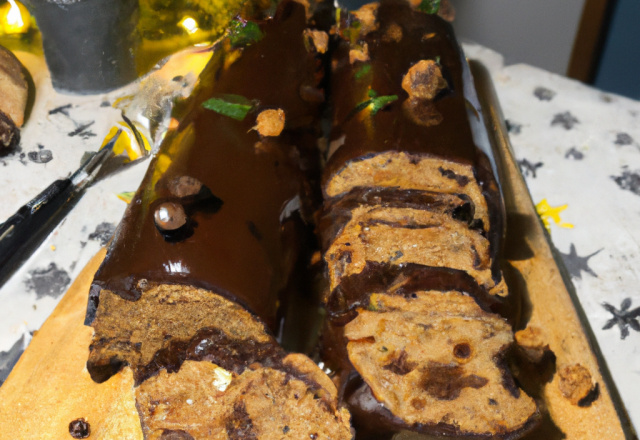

255,109,285,137
515,326,550,363
349,43,370,64
402,60,447,100
382,23,403,43
352,3,379,35
154,202,187,231
558,364,595,405
304,29,329,54
168,176,203,198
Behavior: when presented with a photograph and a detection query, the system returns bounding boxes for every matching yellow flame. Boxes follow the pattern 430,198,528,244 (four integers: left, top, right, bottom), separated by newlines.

1,0,29,34
180,16,198,35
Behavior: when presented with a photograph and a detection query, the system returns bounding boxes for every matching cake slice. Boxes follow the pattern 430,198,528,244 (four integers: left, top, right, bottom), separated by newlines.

324,206,503,296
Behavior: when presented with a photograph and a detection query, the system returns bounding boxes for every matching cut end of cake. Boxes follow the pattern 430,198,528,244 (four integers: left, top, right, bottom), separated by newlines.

344,291,538,436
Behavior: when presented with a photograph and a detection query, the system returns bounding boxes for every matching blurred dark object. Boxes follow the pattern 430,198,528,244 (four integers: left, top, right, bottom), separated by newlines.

593,0,640,100
567,0,617,83
23,0,139,94
0,44,27,150
569,0,640,100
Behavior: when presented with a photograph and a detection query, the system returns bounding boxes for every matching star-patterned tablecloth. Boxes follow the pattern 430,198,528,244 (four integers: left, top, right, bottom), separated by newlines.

0,42,638,432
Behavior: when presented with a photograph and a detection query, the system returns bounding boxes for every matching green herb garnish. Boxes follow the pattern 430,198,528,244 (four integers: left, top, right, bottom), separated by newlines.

202,94,254,120
435,55,441,65
369,94,398,115
418,0,441,14
355,64,372,80
228,20,264,47
351,91,398,117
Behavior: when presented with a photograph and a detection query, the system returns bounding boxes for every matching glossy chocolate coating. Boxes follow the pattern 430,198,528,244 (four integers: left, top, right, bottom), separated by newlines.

86,0,323,332
324,0,504,283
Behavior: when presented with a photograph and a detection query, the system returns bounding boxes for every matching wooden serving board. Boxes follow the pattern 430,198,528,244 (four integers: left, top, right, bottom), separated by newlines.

459,60,636,440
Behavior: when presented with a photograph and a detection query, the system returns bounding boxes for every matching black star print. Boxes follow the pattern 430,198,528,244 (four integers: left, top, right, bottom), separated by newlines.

559,244,601,279
602,298,640,340
551,112,579,130
534,87,556,101
517,158,543,178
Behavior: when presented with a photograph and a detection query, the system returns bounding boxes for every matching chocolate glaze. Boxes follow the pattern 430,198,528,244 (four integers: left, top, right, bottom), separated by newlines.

317,186,475,251
323,0,504,284
86,0,324,333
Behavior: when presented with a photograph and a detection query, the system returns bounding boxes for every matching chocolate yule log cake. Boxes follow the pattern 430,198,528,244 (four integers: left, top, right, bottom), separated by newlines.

318,0,539,438
83,1,352,438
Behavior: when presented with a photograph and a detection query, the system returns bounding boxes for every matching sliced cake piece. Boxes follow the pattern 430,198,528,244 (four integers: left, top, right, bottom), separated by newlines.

344,291,538,437
318,186,475,251
324,151,490,233
87,284,278,384
136,355,352,440
324,206,506,296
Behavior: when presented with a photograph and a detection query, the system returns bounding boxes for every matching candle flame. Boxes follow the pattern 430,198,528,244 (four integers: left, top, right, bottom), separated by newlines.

1,0,30,34
180,16,198,35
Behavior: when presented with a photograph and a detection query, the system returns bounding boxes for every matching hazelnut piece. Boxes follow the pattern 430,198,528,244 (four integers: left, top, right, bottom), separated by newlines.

349,43,369,64
168,176,202,198
255,109,285,137
154,202,187,231
515,326,550,363
402,60,447,100
304,29,329,54
352,3,379,35
558,364,596,406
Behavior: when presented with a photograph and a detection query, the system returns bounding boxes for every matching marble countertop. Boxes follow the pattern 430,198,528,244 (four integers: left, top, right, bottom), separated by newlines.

1,43,638,432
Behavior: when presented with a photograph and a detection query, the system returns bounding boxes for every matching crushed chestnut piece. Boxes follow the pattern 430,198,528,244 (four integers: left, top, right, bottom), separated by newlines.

558,363,596,406
154,202,187,231
352,3,379,35
304,29,329,54
255,109,285,137
168,176,203,198
402,60,447,101
515,326,551,363
68,418,90,439
349,43,369,64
